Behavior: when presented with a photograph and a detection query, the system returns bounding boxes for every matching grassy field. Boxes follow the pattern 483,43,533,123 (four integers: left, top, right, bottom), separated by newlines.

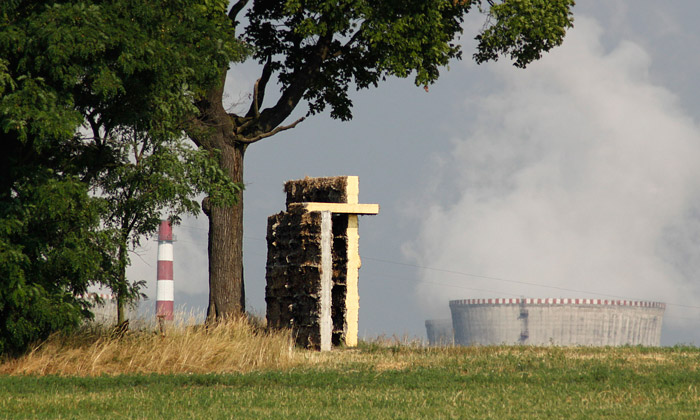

2,345,700,419
1,322,699,419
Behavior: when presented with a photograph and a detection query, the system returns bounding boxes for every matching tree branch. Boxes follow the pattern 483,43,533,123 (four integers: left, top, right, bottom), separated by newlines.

238,116,305,145
134,131,146,164
184,115,207,148
333,27,364,58
245,56,273,118
235,114,256,134
228,0,249,26
87,113,102,146
256,34,333,132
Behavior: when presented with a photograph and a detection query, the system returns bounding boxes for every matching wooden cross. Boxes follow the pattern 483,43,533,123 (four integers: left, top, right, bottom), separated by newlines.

288,176,379,350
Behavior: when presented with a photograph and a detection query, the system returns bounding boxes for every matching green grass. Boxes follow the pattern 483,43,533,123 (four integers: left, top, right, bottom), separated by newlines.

2,345,699,419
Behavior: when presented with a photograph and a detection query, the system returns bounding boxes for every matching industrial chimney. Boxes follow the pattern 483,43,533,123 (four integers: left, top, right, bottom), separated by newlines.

156,220,174,321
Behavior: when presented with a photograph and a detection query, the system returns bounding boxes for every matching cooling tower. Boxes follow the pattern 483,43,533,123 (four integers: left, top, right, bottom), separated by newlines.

450,298,665,346
425,319,454,346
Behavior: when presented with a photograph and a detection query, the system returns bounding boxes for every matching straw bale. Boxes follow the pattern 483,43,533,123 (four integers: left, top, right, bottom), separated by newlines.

284,176,349,205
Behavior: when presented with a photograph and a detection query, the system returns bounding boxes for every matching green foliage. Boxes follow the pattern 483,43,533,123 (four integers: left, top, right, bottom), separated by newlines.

245,0,474,121
99,134,239,251
1,0,239,137
474,0,575,68
238,0,573,122
97,132,241,316
0,60,12,94
0,0,244,353
0,172,110,355
184,147,243,208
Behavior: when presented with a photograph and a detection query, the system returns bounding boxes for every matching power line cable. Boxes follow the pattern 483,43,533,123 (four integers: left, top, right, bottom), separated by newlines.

176,225,700,312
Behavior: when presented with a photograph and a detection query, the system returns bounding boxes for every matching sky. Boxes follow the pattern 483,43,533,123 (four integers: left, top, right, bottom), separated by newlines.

127,1,700,346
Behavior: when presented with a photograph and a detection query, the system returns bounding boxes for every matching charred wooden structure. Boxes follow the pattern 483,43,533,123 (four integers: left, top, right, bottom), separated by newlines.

265,176,378,350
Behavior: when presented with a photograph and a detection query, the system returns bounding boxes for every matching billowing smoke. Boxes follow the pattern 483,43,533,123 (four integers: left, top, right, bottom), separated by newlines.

410,17,700,336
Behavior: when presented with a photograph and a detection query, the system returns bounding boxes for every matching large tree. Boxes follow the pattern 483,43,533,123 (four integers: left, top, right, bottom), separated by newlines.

0,0,240,353
189,0,575,319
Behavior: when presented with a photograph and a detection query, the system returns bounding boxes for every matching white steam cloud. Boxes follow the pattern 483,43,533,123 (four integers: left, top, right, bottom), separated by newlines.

411,17,700,335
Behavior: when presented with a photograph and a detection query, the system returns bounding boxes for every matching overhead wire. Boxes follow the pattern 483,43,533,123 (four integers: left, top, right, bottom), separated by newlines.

176,224,700,313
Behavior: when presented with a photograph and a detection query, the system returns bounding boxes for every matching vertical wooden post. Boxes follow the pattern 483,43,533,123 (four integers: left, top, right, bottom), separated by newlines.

344,176,360,347
345,214,360,347
319,211,333,351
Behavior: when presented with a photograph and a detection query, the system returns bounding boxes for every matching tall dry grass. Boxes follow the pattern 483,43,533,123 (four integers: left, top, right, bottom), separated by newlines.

6,313,690,379
0,315,297,376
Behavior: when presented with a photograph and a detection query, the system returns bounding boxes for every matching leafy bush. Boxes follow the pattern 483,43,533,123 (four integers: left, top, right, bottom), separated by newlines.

0,174,108,356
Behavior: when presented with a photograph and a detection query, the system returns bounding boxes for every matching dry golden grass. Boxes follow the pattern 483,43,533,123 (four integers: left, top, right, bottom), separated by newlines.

0,315,298,376
2,313,697,379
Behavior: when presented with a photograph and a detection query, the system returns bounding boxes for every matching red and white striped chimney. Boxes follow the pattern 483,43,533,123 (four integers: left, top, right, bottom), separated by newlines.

156,220,174,321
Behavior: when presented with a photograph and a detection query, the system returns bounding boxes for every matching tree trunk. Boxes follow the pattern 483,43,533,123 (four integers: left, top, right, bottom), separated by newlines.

117,294,125,325
206,141,246,320
116,241,127,325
